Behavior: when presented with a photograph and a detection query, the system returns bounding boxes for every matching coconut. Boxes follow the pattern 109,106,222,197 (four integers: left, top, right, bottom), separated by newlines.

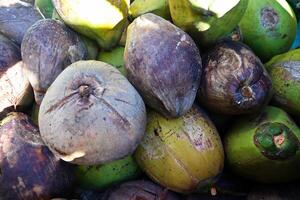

39,60,147,165
135,105,224,193
21,19,87,104
0,0,43,45
124,13,202,118
198,40,273,115
0,34,33,116
0,112,74,200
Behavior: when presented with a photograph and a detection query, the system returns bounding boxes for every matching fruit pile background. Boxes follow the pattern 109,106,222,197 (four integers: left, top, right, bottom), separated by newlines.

0,0,300,199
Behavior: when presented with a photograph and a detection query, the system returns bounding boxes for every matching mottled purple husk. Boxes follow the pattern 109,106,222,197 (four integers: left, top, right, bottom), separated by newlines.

198,41,272,115
0,34,33,115
21,19,87,104
102,180,180,200
0,1,43,44
0,112,74,200
124,13,202,118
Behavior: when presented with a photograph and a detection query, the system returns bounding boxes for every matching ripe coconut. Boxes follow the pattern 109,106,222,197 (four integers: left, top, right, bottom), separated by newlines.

0,34,33,116
21,19,87,104
39,60,147,165
198,40,273,115
0,112,74,200
124,13,202,118
0,0,43,45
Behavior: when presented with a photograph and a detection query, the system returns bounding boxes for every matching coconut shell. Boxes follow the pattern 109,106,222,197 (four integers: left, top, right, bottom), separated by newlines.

39,60,147,165
102,180,180,200
0,112,74,200
198,40,272,115
0,0,43,44
124,13,202,118
21,19,87,105
0,34,33,116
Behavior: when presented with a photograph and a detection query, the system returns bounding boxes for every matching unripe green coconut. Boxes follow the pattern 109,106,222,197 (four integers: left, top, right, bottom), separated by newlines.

168,0,249,47
265,48,300,115
225,106,300,183
75,156,140,190
239,0,297,62
98,46,125,76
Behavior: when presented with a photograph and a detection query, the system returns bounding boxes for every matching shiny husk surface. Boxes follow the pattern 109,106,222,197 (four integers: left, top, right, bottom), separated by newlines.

135,105,224,193
129,0,170,20
239,0,297,62
265,48,300,115
225,106,300,183
168,0,248,47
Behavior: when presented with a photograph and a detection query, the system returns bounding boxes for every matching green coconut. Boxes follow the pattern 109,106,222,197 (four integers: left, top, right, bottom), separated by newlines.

98,46,125,76
35,0,54,18
52,0,129,50
265,48,300,115
168,0,249,47
239,0,297,62
75,156,141,190
225,106,300,183
135,105,224,193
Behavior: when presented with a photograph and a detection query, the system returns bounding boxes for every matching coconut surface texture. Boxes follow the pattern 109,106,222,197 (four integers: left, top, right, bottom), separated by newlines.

198,41,273,115
239,0,297,62
0,112,74,200
225,106,300,183
125,13,202,118
21,19,87,105
0,34,33,116
0,0,43,45
39,60,147,165
135,105,224,193
265,48,300,115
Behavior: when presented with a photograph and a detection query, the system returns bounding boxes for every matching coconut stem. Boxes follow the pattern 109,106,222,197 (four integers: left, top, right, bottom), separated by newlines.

241,86,253,98
254,122,299,160
78,85,91,97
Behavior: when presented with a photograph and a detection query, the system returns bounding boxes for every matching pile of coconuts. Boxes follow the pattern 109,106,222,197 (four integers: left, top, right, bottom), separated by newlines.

1,0,300,199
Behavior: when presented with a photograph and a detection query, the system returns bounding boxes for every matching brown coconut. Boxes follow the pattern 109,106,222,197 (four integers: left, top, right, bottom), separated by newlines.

198,40,272,115
0,34,33,116
0,0,43,45
124,13,202,118
0,112,74,200
38,60,147,165
21,19,87,104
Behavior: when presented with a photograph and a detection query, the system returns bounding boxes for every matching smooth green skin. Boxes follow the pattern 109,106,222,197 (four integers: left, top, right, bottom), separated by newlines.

75,156,141,190
168,0,248,48
97,46,126,76
265,49,300,115
225,106,300,183
239,0,297,62
52,0,128,50
129,0,171,20
35,0,54,18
